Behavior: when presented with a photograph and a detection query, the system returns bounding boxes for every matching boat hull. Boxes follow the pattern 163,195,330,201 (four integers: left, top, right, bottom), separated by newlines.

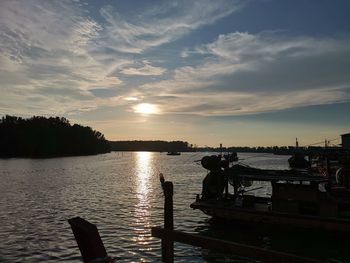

191,201,350,232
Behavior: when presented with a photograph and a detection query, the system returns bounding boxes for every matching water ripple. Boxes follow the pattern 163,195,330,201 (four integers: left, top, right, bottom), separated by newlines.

1,152,346,262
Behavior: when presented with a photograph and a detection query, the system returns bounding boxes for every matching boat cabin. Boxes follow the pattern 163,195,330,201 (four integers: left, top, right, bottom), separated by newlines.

231,172,337,217
271,182,337,217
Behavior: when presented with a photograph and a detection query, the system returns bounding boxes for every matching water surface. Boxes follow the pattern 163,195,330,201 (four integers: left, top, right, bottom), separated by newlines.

0,152,348,262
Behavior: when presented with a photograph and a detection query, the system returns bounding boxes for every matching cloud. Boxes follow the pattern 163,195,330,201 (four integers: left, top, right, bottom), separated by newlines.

193,31,335,61
1,0,350,122
120,61,166,76
0,0,102,61
139,32,350,116
0,0,126,116
99,0,243,53
0,0,242,118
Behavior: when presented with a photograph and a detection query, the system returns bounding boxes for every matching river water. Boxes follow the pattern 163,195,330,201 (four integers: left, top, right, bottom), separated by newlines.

0,152,348,262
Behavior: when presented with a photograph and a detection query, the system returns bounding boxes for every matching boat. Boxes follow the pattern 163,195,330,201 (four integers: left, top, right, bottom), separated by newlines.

288,152,309,169
286,138,310,169
167,151,181,156
190,155,350,232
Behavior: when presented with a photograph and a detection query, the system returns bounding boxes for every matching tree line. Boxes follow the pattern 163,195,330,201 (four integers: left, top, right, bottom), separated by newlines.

109,141,327,154
1,114,333,157
0,115,111,158
109,140,194,152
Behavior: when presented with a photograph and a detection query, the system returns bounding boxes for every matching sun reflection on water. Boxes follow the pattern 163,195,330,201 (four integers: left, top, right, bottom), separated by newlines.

133,152,155,254
136,152,152,200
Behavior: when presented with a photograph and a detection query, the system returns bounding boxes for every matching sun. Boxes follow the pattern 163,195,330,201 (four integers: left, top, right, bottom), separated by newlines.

134,103,159,115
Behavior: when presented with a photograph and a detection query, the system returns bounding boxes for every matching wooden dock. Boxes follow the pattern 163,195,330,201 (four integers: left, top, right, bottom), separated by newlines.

68,178,324,262
151,180,323,263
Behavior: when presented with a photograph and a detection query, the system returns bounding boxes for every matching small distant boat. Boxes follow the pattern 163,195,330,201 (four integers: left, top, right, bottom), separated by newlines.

167,151,181,156
287,138,309,169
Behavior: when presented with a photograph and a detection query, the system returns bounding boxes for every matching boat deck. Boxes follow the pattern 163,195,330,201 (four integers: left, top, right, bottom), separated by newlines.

190,196,350,232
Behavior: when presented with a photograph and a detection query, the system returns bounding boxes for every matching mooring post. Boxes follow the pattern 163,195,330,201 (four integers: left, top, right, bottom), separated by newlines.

162,181,174,262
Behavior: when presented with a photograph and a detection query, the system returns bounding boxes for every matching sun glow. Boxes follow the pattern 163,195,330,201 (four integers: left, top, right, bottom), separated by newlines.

134,103,159,115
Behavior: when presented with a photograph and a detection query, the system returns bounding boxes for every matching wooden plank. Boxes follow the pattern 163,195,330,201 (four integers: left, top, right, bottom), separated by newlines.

151,227,323,263
68,217,108,263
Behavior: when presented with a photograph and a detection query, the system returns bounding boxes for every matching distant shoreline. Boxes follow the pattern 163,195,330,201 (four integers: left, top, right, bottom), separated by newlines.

1,115,336,159
109,140,331,155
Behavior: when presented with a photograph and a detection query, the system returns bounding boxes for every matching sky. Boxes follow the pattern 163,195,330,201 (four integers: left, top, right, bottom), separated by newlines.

1,0,350,147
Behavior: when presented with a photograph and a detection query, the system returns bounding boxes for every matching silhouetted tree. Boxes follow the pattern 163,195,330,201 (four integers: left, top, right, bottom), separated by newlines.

0,115,111,158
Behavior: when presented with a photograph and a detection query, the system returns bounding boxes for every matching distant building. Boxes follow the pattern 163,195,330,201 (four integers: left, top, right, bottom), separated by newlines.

341,133,350,149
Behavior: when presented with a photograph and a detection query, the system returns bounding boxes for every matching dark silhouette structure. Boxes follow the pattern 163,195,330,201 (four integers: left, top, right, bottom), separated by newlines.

68,217,115,263
0,115,110,158
109,140,194,152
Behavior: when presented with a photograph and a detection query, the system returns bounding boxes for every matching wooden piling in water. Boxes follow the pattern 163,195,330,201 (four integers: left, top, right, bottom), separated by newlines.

161,181,174,262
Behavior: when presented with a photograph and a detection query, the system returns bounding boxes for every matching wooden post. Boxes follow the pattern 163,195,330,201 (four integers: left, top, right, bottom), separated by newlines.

162,181,174,262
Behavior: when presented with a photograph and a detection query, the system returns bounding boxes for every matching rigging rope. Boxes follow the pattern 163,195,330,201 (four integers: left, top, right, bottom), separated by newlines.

300,137,339,147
